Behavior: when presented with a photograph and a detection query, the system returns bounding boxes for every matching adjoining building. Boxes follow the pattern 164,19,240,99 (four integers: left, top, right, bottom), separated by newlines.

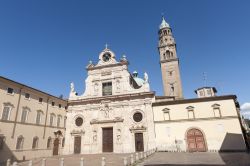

0,17,247,163
0,77,67,163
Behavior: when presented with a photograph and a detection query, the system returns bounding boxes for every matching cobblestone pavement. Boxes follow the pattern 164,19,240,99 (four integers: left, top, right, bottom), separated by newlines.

139,152,250,166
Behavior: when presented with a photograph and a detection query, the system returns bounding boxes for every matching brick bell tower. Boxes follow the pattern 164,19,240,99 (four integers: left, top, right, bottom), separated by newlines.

158,16,183,99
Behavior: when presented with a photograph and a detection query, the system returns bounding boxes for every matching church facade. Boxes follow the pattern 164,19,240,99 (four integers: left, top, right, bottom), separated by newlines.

0,17,247,163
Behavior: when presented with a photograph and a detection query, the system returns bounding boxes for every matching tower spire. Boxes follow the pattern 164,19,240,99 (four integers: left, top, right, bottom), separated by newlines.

157,17,183,99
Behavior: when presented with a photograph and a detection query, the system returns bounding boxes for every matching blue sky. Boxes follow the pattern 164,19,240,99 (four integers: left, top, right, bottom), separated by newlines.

0,0,250,111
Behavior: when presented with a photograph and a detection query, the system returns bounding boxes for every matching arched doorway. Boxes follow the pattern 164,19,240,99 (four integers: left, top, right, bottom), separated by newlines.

186,128,207,152
53,138,59,155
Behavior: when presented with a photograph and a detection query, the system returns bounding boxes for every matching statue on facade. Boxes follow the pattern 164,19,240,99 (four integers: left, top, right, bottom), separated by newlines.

69,82,77,98
116,129,121,143
93,130,97,142
144,72,149,83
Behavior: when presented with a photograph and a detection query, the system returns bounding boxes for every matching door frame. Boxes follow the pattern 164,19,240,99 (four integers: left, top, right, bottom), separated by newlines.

134,132,144,152
102,127,113,152
185,127,207,152
74,136,82,154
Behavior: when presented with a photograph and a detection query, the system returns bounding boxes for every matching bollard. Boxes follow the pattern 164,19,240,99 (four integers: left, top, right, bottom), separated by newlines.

130,154,134,165
135,153,139,162
28,160,32,166
6,159,11,166
80,157,84,166
140,152,143,159
101,157,106,166
41,158,46,166
12,162,18,166
60,158,64,166
123,157,127,166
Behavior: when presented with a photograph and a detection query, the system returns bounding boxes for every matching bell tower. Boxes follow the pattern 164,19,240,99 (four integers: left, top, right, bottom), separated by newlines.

158,17,183,99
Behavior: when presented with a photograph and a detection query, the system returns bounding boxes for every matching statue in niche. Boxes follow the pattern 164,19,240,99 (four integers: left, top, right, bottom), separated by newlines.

144,72,149,83
116,129,121,143
116,80,120,90
94,83,99,92
103,104,109,118
93,130,97,143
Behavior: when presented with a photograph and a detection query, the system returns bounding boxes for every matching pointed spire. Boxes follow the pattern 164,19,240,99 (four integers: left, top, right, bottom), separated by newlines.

159,16,170,29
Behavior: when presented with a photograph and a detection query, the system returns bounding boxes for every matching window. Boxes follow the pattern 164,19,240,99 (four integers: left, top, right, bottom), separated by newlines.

133,112,143,122
102,82,112,96
207,89,212,95
7,88,14,94
16,135,24,150
47,137,52,148
32,137,39,149
25,93,30,99
39,98,43,103
213,108,221,117
0,136,5,150
75,117,83,127
52,102,55,106
50,114,55,126
1,104,13,120
21,107,29,123
36,111,43,124
212,104,221,117
57,115,61,127
199,91,204,96
162,108,170,120
59,104,61,108
188,110,195,119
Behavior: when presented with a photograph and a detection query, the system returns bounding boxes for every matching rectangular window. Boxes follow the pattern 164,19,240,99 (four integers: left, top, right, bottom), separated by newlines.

214,108,221,117
25,93,30,99
21,109,28,123
52,102,55,106
39,98,43,103
59,104,61,108
50,115,54,126
2,106,10,120
163,112,170,120
7,88,14,94
0,136,4,150
102,82,112,96
36,112,41,124
188,110,195,119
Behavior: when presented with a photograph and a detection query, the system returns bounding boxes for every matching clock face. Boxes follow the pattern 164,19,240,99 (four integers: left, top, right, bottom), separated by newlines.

102,53,111,62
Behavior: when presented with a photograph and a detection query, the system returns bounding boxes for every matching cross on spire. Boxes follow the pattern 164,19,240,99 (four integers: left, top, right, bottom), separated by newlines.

105,43,109,49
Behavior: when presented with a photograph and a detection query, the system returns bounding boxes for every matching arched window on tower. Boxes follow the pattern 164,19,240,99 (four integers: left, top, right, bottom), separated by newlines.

166,50,170,59
164,30,167,35
170,52,174,58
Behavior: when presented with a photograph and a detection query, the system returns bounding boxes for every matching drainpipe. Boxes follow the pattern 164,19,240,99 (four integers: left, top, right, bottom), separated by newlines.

43,97,50,139
11,87,23,138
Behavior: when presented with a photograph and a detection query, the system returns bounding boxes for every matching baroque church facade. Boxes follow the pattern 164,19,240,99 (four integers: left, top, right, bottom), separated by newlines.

0,17,247,163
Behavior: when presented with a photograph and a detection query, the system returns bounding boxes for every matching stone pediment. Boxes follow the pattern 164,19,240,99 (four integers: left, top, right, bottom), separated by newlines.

129,125,147,133
70,129,85,135
90,117,124,124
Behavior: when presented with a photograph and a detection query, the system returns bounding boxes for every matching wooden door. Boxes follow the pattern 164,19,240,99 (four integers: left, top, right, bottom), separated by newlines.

53,138,59,155
187,129,206,152
74,136,81,154
102,128,113,152
135,133,144,152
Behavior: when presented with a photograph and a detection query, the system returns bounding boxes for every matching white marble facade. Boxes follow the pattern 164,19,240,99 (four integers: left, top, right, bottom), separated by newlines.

64,47,155,154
